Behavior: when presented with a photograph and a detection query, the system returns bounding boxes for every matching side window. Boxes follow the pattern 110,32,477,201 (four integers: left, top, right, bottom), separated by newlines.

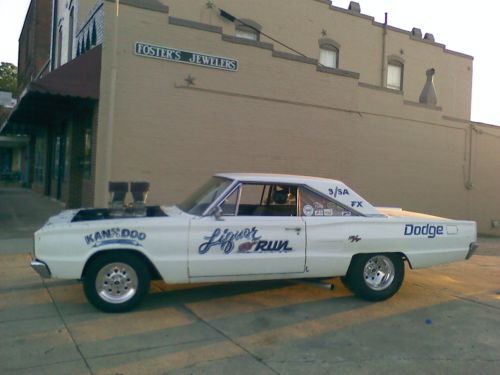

220,183,298,216
220,186,239,216
299,188,352,217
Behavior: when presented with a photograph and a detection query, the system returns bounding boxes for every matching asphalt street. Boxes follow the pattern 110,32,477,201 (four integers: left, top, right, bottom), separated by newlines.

0,187,499,374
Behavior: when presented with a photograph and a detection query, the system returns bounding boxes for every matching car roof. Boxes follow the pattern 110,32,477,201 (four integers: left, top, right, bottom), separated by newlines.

214,172,384,217
215,172,343,185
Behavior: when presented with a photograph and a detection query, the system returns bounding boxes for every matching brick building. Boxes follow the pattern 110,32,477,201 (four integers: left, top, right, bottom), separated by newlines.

0,0,52,185
17,0,53,94
2,0,500,234
2,0,101,205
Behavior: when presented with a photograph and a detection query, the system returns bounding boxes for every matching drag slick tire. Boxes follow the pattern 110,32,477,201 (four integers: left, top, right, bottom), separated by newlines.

343,253,404,301
83,252,151,313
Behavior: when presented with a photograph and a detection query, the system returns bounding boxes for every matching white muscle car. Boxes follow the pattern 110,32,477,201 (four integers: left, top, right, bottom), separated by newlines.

31,173,478,312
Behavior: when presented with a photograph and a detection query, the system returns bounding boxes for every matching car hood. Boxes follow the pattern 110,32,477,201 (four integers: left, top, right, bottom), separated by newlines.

39,205,188,228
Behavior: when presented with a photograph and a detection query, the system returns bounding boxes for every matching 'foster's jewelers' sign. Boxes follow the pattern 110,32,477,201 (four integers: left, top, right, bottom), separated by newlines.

134,42,238,72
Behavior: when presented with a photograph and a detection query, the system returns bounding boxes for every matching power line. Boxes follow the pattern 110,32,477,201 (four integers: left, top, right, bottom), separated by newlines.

217,7,318,64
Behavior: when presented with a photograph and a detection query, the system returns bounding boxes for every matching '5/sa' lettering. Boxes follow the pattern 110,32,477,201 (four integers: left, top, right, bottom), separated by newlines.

329,187,349,198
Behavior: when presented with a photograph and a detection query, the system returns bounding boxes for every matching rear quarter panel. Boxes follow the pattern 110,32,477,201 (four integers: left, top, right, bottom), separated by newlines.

304,217,476,277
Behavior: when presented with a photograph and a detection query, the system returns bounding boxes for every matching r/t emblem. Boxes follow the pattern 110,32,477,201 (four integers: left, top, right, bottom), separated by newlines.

348,235,362,243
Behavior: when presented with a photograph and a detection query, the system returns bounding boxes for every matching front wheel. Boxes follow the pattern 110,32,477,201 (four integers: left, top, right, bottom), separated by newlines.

344,253,404,301
83,253,151,313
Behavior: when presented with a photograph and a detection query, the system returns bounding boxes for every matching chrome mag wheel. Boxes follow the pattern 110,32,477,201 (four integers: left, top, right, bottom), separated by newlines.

363,255,395,291
84,253,151,313
343,252,404,301
96,262,138,303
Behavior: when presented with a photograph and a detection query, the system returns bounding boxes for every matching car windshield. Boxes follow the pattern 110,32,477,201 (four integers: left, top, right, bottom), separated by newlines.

178,177,233,215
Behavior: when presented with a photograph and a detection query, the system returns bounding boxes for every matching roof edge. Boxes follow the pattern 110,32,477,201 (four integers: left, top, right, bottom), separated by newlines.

105,0,169,13
312,0,473,60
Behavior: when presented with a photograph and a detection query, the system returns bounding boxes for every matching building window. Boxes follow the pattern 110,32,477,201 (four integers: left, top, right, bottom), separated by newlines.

319,48,338,69
83,115,93,179
235,19,261,41
67,8,74,61
64,131,71,181
91,20,97,46
387,59,404,91
318,38,340,69
235,29,258,41
56,26,63,68
34,134,47,184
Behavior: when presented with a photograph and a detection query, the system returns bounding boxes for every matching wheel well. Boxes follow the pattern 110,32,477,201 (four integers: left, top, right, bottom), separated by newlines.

81,249,162,280
350,252,413,269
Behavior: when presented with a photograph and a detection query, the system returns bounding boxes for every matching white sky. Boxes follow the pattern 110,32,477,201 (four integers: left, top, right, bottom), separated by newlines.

0,0,498,125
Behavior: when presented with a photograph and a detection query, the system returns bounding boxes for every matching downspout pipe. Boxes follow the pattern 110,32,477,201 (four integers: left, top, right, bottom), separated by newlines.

466,123,474,190
102,0,120,205
381,12,387,87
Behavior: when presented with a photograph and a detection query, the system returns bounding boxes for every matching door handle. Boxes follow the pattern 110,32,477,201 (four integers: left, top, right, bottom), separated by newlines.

285,227,302,232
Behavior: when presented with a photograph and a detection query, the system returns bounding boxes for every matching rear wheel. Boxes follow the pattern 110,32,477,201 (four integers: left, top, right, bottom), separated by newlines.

344,253,404,301
83,253,150,313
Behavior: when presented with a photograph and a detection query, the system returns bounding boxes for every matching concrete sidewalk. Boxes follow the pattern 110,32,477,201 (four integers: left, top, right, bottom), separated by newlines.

0,188,64,254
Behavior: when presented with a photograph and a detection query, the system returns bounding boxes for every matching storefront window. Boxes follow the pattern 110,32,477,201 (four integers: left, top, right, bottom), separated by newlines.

34,136,47,184
53,137,61,176
64,131,71,181
83,117,93,179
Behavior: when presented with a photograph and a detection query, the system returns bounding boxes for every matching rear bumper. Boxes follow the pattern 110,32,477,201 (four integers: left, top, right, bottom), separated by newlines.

466,242,478,260
31,259,51,278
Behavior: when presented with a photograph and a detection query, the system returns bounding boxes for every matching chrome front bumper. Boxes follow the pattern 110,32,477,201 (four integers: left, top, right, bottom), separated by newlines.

466,242,478,260
31,259,51,278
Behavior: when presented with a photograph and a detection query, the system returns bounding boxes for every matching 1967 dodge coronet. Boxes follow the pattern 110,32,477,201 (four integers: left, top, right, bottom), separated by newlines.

31,173,477,312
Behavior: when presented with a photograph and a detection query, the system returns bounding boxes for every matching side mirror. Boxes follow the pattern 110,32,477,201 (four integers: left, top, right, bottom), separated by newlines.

210,206,224,221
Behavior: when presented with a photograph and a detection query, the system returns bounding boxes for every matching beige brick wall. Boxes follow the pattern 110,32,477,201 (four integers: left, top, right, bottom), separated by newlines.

163,0,473,118
92,1,499,235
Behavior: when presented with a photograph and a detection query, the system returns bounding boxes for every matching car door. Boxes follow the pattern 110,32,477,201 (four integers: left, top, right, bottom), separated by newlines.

188,183,306,278
298,186,359,276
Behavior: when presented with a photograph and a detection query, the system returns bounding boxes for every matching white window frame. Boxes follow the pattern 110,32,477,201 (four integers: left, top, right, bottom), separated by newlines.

318,38,340,69
319,47,338,69
387,59,404,91
235,19,261,41
235,29,258,41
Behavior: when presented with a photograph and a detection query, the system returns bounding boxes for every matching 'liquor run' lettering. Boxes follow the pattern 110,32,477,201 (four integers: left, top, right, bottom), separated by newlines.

198,228,294,255
199,227,261,254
